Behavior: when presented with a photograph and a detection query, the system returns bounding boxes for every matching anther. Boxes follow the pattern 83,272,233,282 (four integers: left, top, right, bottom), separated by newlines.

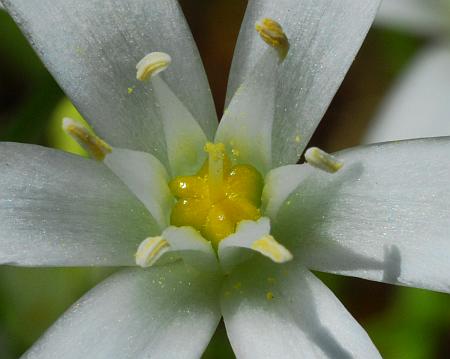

255,18,289,60
136,52,171,81
305,147,343,173
251,234,293,263
135,236,171,268
62,118,111,161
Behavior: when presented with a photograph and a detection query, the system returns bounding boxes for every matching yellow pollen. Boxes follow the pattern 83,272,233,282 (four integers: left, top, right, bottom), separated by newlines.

266,291,274,301
62,118,111,161
169,142,263,247
255,18,289,60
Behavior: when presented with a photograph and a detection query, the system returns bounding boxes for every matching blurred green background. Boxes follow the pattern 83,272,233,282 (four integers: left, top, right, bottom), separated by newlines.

0,1,449,358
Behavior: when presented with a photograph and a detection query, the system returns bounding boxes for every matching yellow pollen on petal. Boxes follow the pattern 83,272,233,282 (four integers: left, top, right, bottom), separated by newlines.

136,52,171,81
234,282,242,290
169,142,263,247
62,118,111,161
255,18,289,60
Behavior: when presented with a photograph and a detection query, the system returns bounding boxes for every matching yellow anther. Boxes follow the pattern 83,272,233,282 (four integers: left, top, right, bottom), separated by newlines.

136,52,171,81
266,291,274,301
135,236,171,268
305,147,343,173
62,118,111,161
251,235,293,263
169,143,264,247
255,18,289,60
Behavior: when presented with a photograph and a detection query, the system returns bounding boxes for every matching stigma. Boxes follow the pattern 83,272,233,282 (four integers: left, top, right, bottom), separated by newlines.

169,142,264,247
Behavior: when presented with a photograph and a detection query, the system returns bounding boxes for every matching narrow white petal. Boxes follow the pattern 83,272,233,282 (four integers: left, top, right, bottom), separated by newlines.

262,164,313,219
271,138,450,292
23,264,221,359
104,148,173,230
221,260,381,358
216,50,278,174
151,76,208,177
0,143,157,266
2,0,217,163
226,0,381,167
364,45,450,144
375,0,449,36
161,226,219,272
218,218,292,272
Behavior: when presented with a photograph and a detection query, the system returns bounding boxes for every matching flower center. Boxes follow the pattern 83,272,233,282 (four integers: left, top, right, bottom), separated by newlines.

169,142,263,247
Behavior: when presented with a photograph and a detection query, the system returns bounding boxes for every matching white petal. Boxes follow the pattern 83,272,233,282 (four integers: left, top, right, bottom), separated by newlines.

375,0,449,36
104,148,173,230
23,264,221,359
218,218,292,272
2,0,217,163
216,50,278,174
271,138,450,292
225,0,381,167
221,260,381,358
364,45,450,144
161,226,218,272
0,143,157,266
151,76,208,177
262,164,313,219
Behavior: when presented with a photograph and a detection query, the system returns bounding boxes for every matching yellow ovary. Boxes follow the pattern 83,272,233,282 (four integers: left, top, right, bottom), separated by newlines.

169,143,263,247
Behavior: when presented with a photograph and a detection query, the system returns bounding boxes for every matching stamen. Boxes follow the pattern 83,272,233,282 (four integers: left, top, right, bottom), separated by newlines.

135,236,171,268
305,147,343,173
136,52,171,81
251,234,293,263
204,142,226,203
255,18,289,60
62,118,111,161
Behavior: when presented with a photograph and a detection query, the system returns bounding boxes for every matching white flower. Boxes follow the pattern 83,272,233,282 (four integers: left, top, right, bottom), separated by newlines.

1,1,449,358
365,0,450,143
